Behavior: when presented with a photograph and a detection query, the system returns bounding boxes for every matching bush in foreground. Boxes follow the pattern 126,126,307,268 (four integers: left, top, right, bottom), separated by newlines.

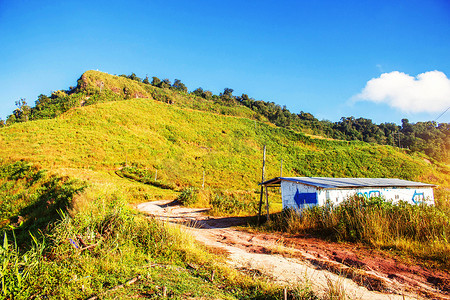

2,192,311,299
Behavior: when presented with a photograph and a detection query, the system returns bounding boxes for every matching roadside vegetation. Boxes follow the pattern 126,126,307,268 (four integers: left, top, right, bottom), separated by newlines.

0,161,313,299
261,195,450,270
177,186,263,216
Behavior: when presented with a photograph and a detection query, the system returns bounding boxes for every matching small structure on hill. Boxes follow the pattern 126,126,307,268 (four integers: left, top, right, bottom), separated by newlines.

260,177,435,210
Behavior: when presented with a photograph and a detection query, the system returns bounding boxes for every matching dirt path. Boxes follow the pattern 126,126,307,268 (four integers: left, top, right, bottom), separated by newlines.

136,200,450,300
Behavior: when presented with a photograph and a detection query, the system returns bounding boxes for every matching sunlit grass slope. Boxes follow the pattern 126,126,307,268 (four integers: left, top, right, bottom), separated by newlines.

1,92,449,207
0,163,288,299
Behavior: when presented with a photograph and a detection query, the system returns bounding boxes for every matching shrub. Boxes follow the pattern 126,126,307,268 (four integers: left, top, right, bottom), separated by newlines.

209,190,258,216
117,166,175,190
177,187,199,206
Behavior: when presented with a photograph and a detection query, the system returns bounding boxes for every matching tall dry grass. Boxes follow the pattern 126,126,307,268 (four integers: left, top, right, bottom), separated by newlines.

267,195,450,268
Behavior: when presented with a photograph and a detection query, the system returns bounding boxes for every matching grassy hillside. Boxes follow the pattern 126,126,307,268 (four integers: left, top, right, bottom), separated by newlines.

1,70,449,214
6,70,448,164
2,95,448,200
0,161,292,299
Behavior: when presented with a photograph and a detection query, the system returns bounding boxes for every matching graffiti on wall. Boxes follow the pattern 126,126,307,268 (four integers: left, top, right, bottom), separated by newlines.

411,191,425,204
357,189,426,204
356,190,381,198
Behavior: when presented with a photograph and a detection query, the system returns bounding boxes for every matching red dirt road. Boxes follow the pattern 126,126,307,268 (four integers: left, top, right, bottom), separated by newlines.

137,200,450,300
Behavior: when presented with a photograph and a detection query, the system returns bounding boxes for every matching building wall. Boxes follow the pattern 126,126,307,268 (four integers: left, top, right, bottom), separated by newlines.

281,181,319,210
280,180,434,211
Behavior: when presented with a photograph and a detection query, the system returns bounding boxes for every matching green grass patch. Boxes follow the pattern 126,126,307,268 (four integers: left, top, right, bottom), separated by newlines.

0,161,86,232
117,165,177,190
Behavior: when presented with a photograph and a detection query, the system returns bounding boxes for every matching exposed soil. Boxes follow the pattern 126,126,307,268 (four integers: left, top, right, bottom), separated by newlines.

137,200,450,300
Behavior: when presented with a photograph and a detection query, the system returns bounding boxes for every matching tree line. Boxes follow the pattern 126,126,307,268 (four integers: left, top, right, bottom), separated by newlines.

1,72,448,163
234,94,449,162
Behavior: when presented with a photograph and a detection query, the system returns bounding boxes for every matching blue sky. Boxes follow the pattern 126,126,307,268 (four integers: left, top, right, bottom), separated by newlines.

1,0,449,124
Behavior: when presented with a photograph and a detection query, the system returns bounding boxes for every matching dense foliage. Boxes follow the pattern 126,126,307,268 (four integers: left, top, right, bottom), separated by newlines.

4,70,449,163
235,96,449,162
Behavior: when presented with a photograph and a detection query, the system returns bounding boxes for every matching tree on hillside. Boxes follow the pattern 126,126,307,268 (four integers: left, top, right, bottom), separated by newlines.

219,88,235,104
6,114,16,125
192,88,214,100
203,90,213,100
9,98,31,123
378,122,398,146
151,76,161,86
172,79,187,93
51,90,68,99
237,94,255,108
298,111,318,122
127,73,141,82
238,93,250,102
223,88,233,97
192,87,204,97
35,94,52,110
401,119,414,134
0,119,5,127
143,76,150,84
160,79,171,89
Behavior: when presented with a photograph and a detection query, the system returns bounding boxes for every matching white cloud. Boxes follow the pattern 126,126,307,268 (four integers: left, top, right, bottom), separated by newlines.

354,71,450,113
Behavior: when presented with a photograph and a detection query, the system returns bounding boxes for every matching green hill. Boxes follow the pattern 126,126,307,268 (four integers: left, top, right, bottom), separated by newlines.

1,70,449,298
1,71,449,201
5,70,448,164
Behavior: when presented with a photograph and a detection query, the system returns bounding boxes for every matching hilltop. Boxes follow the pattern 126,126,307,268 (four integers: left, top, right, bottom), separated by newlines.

1,70,449,199
3,70,449,164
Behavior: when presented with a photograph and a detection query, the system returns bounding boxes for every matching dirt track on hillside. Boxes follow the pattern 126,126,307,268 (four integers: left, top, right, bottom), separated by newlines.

136,200,450,300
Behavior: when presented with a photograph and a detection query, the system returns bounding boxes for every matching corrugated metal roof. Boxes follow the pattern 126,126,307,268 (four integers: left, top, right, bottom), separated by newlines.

261,177,436,189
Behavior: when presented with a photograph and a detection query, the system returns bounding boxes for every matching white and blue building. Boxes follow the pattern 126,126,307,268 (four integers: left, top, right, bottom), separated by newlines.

260,177,436,210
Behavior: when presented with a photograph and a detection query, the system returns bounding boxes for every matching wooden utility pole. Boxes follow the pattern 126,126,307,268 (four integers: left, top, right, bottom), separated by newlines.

155,170,158,181
280,158,283,177
202,170,205,189
265,185,270,221
258,145,266,224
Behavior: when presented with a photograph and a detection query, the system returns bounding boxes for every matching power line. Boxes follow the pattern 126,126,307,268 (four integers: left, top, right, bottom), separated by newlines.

435,106,450,122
